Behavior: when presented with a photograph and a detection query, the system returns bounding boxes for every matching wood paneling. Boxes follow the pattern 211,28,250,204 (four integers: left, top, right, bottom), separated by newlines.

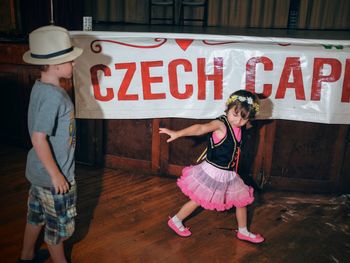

0,43,40,147
267,120,349,192
0,67,23,145
341,128,350,192
0,0,17,33
272,121,341,180
76,119,104,166
0,43,29,65
105,119,152,161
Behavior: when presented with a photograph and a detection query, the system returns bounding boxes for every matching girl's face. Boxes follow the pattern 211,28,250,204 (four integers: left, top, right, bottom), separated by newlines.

227,107,249,128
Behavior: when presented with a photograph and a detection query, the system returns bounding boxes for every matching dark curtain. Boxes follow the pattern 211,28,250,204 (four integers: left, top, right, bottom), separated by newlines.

19,0,84,36
9,0,350,37
83,0,350,29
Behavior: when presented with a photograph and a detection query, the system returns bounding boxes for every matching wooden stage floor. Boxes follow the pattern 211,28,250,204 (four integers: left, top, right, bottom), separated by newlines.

0,145,349,263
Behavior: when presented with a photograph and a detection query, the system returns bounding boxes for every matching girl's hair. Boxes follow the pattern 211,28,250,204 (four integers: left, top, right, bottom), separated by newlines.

225,90,260,120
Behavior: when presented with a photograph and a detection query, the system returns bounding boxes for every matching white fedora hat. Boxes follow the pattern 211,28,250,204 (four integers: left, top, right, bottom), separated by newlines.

23,25,83,65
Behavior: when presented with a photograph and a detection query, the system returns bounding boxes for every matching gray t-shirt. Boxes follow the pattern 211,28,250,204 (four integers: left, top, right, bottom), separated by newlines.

26,80,76,187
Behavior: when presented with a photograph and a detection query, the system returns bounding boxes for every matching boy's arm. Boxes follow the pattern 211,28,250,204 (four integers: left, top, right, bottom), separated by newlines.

31,131,70,194
159,120,224,142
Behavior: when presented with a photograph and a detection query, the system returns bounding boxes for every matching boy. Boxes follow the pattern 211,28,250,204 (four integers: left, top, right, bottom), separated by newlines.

19,25,82,263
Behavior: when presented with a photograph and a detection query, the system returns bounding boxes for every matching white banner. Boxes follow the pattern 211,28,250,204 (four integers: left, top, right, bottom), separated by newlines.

71,31,350,124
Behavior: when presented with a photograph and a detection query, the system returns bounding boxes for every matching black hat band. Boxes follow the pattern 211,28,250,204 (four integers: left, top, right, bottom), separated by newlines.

30,47,74,59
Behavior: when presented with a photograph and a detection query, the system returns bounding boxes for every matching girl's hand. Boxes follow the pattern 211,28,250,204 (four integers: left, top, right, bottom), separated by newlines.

159,128,179,142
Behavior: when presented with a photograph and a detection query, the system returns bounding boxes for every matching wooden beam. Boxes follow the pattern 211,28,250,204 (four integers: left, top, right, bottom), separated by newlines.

330,125,349,192
151,118,161,173
159,118,171,174
262,120,277,185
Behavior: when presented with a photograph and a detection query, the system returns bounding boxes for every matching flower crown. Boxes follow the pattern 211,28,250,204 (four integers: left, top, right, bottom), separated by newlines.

226,95,260,113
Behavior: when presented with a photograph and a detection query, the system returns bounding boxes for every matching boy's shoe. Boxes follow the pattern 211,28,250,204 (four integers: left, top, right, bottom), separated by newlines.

167,217,192,237
18,248,48,263
17,259,34,263
236,231,264,244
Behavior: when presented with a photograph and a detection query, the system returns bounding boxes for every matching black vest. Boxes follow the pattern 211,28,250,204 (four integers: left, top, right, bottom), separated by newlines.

205,115,241,171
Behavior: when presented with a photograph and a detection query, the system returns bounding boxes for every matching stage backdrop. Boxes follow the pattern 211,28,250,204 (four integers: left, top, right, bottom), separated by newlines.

71,31,350,124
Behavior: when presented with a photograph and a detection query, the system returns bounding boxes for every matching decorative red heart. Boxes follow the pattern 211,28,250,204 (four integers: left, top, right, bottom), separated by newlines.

175,39,194,51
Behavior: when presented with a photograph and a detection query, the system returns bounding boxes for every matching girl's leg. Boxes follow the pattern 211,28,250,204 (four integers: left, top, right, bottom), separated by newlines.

235,206,264,243
168,200,199,236
236,206,247,228
20,223,42,260
176,200,199,220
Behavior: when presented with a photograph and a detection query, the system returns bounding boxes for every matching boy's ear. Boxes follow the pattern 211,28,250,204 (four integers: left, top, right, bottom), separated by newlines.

46,64,59,71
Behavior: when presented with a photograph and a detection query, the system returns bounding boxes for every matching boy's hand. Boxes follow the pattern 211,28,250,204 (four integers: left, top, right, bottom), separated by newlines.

52,173,70,194
159,128,178,142
31,132,70,194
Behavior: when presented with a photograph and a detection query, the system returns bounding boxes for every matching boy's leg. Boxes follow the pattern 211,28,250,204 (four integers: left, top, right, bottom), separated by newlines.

47,241,67,263
20,223,42,260
42,183,77,263
20,186,45,260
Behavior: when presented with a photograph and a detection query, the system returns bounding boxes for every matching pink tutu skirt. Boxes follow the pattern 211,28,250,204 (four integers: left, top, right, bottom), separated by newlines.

177,161,254,211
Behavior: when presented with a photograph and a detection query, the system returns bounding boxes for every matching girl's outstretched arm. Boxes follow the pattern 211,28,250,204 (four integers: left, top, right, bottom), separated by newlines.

159,120,224,143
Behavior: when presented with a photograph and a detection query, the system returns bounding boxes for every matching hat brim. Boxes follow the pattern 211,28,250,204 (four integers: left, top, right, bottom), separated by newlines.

23,47,83,65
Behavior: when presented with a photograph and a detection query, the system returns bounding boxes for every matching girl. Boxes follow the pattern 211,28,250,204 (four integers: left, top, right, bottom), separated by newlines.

159,89,264,244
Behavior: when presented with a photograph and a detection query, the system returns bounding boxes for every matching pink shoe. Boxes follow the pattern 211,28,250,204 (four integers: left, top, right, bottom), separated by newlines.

167,217,192,237
236,231,264,244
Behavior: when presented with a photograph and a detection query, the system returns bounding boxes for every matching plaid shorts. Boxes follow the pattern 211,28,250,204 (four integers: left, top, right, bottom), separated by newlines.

27,181,77,245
